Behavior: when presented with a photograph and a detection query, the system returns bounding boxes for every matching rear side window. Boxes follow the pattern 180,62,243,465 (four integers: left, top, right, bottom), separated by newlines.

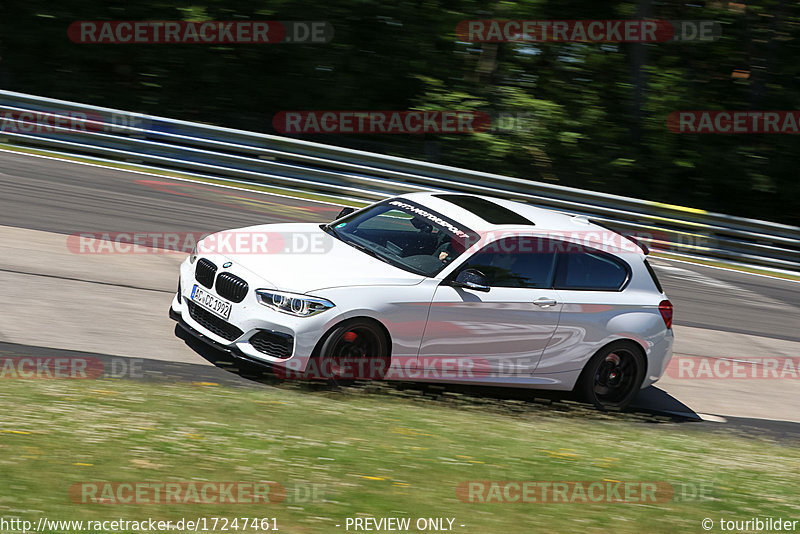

644,259,664,293
554,249,630,291
461,237,557,289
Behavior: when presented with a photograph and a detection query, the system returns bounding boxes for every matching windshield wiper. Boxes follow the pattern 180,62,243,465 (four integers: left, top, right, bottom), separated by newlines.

320,224,426,276
321,225,387,261
321,223,343,241
351,241,431,276
345,239,394,265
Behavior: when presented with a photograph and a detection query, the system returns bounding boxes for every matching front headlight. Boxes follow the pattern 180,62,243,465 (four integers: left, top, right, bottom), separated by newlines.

256,290,335,317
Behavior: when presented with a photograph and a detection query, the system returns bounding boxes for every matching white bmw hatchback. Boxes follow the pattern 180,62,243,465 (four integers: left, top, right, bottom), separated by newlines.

170,192,674,410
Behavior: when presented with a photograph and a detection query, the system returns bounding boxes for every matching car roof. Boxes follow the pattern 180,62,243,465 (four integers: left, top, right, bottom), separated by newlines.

397,191,581,231
395,191,646,256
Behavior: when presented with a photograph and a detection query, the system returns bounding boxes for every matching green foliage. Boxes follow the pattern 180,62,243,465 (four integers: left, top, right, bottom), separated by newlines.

0,0,797,223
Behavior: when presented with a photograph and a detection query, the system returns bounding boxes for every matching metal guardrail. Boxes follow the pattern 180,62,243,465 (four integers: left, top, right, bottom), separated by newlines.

0,89,798,272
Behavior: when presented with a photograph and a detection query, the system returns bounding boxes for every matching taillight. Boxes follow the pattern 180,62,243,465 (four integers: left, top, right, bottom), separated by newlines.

658,300,673,329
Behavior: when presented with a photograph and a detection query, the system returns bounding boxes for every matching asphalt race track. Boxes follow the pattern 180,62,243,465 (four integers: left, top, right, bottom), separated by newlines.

1,149,798,428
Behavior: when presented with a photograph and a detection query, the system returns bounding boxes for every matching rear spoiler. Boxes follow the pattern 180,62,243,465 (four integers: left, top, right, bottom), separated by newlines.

623,235,650,255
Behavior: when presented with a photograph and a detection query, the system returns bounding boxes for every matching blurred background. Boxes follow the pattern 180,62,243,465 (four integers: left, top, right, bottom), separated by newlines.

0,0,797,224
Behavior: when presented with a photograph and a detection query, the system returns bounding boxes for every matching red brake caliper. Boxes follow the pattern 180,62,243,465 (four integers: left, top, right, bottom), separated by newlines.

343,331,358,343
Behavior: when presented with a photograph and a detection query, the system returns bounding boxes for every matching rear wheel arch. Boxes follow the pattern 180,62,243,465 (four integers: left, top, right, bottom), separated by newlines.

577,338,648,376
575,338,648,411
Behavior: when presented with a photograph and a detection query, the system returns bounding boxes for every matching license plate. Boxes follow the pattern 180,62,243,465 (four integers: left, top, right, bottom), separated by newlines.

191,285,232,320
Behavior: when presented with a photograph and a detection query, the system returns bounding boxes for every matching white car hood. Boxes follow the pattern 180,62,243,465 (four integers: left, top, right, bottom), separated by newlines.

203,222,426,293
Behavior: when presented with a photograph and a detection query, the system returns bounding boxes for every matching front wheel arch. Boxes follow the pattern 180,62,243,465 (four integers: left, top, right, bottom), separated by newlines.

311,316,392,359
304,316,393,383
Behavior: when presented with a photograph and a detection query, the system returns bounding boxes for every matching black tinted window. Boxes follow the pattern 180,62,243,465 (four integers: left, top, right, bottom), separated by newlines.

436,194,535,226
555,249,629,291
460,237,556,288
644,259,664,293
332,199,478,277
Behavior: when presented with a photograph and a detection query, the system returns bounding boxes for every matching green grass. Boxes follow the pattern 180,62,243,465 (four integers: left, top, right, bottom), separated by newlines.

1,378,799,533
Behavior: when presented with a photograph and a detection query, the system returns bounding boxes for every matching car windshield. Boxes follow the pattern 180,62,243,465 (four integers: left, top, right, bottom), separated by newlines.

324,199,479,277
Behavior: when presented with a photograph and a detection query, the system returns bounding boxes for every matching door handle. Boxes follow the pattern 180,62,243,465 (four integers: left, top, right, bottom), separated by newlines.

534,298,558,308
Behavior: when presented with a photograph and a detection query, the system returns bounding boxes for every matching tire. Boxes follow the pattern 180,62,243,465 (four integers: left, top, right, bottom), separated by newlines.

578,341,646,411
307,319,390,385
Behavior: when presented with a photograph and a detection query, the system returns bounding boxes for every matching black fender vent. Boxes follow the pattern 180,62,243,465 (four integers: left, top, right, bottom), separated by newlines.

249,330,293,359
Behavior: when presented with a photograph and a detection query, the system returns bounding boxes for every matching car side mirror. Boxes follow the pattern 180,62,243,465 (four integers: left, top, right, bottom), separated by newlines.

335,207,355,220
451,268,490,292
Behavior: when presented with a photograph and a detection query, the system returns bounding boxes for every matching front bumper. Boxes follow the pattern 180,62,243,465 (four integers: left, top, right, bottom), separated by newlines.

171,257,330,372
169,305,277,370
